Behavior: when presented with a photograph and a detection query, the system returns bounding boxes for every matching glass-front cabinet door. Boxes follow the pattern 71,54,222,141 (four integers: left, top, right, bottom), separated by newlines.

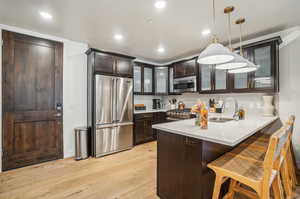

169,67,174,93
232,49,251,91
232,39,279,92
133,66,142,93
252,45,273,89
214,69,227,91
155,67,168,94
143,67,153,94
199,64,213,92
234,73,248,89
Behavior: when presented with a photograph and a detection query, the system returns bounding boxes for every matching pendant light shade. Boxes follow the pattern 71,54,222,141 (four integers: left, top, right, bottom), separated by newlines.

228,57,259,73
197,0,234,65
228,66,257,73
215,52,248,70
197,43,234,65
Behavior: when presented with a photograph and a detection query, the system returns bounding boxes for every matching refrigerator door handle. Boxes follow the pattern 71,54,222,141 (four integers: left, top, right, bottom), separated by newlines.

96,122,134,129
112,78,116,123
115,78,119,123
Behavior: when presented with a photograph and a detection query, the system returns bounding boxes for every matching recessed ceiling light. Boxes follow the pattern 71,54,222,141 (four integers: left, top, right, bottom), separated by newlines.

157,47,165,53
202,29,211,36
39,11,53,20
114,34,123,41
155,0,166,9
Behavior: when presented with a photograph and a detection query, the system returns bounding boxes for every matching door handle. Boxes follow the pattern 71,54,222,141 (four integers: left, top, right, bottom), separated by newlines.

54,113,62,117
56,103,63,111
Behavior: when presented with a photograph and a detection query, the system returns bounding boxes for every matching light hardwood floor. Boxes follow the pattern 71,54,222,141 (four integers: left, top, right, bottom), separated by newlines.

0,142,159,199
0,141,299,199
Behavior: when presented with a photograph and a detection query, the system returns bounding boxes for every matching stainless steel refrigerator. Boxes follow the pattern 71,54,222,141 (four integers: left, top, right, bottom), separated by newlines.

94,75,133,157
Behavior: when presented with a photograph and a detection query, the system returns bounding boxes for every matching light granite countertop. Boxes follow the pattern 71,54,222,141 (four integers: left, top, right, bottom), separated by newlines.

152,116,279,146
134,109,168,114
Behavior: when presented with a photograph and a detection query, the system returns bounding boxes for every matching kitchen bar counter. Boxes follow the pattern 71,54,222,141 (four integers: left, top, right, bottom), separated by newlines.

154,117,282,199
152,116,278,146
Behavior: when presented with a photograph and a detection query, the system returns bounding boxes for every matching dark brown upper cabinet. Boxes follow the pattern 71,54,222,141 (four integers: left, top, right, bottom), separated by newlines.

231,37,281,93
94,52,115,74
115,56,134,76
155,67,169,95
197,37,281,94
168,65,179,95
133,62,154,95
173,58,197,78
199,64,213,93
86,48,135,77
198,64,230,93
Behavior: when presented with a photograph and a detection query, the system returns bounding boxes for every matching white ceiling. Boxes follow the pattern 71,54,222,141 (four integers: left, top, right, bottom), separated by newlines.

0,0,299,63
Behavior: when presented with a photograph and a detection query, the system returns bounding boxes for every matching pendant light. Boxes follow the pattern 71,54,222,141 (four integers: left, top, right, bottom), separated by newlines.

197,0,234,65
215,7,248,70
228,18,258,73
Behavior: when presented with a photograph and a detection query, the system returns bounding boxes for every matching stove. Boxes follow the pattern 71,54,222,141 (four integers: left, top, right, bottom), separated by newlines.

166,108,196,121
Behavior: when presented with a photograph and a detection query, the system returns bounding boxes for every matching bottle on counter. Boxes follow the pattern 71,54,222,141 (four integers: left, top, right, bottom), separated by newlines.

200,104,208,129
239,107,245,120
209,99,216,113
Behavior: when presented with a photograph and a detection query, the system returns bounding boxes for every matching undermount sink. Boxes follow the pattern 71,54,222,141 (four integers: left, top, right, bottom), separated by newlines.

209,117,234,123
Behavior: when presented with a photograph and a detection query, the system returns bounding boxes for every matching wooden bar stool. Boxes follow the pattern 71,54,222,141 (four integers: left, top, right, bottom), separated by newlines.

236,116,297,189
208,122,291,199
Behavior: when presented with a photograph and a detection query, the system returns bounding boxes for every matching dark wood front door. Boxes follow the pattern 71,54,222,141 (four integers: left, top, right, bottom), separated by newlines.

2,30,63,171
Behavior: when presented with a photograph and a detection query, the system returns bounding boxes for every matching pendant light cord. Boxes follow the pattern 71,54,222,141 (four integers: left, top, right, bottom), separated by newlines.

228,12,232,49
212,0,217,41
239,23,243,56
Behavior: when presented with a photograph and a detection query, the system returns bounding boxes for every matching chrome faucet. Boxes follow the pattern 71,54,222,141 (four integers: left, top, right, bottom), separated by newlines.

222,97,239,120
233,98,239,120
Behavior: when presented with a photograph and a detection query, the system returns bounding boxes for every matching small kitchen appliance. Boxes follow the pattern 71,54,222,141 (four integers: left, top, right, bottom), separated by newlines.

153,99,161,110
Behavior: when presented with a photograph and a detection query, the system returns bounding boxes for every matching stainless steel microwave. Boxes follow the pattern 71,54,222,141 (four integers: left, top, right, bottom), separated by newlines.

173,76,197,93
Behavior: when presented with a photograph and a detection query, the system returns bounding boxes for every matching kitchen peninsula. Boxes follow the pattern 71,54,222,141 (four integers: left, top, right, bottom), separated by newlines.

153,116,281,199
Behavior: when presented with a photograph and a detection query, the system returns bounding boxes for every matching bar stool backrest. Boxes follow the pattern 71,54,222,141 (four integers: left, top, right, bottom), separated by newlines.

262,119,292,192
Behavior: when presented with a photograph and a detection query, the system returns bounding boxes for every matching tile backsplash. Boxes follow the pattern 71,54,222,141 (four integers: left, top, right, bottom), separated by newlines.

134,93,279,117
134,95,164,110
164,93,279,117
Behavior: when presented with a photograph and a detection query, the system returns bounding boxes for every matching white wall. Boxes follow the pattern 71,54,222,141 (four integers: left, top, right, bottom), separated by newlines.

63,41,88,158
0,25,88,172
279,36,300,168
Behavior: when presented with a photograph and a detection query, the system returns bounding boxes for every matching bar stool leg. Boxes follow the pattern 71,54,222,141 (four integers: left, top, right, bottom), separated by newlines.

260,186,271,199
272,174,284,199
225,179,237,199
281,160,293,198
288,147,298,187
212,174,224,199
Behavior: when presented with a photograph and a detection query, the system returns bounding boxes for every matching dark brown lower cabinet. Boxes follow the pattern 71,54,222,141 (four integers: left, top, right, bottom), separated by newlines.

157,131,232,199
134,113,155,145
156,118,283,199
134,112,167,145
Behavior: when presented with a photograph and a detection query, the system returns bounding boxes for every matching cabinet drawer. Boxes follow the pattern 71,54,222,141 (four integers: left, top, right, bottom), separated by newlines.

153,112,166,124
134,113,153,120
